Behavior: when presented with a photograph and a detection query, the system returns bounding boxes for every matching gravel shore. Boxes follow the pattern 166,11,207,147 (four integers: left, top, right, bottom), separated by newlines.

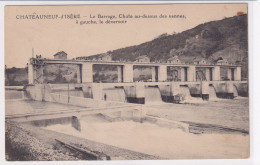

5,120,160,161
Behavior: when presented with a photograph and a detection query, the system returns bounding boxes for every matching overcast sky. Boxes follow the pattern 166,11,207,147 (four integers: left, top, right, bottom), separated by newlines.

5,4,247,68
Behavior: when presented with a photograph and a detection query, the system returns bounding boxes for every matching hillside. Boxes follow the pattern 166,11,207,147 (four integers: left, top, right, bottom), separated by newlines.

84,14,248,79
5,68,28,86
5,14,248,86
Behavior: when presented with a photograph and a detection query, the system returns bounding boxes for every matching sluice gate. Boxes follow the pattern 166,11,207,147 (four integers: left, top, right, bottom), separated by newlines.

26,56,247,103
144,86,163,103
24,80,248,107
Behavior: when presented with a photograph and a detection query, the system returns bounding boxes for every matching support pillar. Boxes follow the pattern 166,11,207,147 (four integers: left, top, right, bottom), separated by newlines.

227,68,232,81
117,66,123,82
181,68,185,82
226,81,234,93
28,63,34,84
151,67,156,82
71,116,81,131
77,65,81,83
187,66,196,82
212,66,220,81
201,81,210,94
158,65,167,82
234,67,241,81
205,68,210,81
82,63,93,83
136,83,145,98
92,83,103,100
123,64,133,82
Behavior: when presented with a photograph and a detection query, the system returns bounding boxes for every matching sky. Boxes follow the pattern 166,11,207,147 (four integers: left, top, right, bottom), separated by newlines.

5,4,247,68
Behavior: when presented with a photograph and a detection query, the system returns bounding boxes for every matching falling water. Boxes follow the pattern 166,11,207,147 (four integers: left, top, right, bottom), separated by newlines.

179,86,191,99
208,86,217,100
124,86,136,97
103,88,126,102
233,85,238,97
144,87,162,103
178,86,205,103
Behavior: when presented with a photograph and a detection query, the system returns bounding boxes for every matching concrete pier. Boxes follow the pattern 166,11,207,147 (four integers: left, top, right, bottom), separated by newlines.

158,65,167,82
77,65,81,83
151,67,157,82
28,64,34,84
187,66,196,82
205,68,212,81
117,66,123,82
235,67,241,81
181,67,187,82
123,64,133,82
82,63,93,83
212,66,220,81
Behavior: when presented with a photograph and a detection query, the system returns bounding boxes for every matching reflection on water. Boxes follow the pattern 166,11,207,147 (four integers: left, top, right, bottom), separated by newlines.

5,90,25,100
44,119,249,159
5,89,83,116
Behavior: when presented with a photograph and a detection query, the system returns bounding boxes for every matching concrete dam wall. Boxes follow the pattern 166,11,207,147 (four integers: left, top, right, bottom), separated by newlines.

24,81,248,107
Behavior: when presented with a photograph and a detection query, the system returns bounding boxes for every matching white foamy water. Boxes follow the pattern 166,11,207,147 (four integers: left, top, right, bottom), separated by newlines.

208,86,217,100
177,86,206,104
145,87,162,104
45,120,249,159
179,86,191,98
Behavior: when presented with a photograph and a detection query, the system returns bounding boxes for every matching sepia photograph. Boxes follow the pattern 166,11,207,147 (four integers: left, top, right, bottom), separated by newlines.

4,3,249,161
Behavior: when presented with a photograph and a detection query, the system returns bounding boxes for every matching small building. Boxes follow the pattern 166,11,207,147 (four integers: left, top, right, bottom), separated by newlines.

135,55,150,63
216,58,230,65
53,51,67,60
167,55,181,64
194,58,208,65
97,53,112,61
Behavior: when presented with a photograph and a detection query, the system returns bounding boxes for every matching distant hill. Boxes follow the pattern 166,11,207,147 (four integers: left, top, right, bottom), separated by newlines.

83,14,248,79
6,14,248,86
5,67,28,86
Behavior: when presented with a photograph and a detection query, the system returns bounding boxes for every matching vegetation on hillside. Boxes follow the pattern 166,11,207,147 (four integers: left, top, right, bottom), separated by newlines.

5,14,248,85
5,67,28,86
86,14,248,79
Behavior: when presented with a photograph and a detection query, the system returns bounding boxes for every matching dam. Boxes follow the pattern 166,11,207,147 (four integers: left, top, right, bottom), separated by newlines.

26,53,247,104
5,53,249,160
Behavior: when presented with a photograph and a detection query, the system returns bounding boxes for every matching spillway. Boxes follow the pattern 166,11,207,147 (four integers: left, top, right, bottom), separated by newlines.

103,88,126,102
179,85,191,99
233,85,238,97
144,87,162,103
208,85,217,100
52,88,84,97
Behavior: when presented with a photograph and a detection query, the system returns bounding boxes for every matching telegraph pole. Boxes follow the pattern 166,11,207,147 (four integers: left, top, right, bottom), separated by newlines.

32,48,34,58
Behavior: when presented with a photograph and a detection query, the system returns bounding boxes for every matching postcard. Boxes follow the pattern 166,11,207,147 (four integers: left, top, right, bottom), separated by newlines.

4,3,249,161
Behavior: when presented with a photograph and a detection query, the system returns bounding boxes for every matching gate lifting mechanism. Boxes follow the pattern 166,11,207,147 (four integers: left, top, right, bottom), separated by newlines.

30,57,46,84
